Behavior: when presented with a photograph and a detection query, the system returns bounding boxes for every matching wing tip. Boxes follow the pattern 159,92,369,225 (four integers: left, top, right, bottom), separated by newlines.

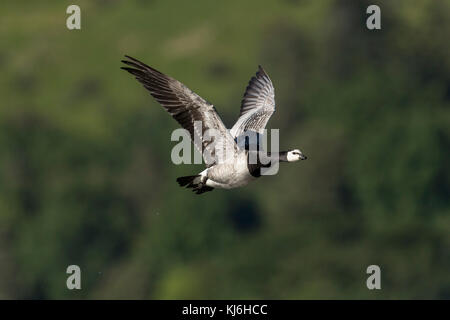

123,54,141,64
121,55,169,81
120,66,141,76
255,65,272,81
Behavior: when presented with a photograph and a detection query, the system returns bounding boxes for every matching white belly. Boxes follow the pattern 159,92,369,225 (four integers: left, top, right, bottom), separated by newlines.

204,153,256,189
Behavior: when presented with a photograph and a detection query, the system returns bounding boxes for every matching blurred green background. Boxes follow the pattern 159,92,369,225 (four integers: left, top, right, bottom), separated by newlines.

0,0,449,299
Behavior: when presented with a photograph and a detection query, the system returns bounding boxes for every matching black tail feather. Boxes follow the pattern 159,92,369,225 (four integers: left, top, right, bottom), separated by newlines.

176,175,214,195
176,175,199,187
194,186,214,194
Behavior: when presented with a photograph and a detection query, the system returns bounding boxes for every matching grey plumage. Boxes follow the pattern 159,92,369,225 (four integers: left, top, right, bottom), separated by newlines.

230,65,275,139
121,56,237,167
121,56,305,194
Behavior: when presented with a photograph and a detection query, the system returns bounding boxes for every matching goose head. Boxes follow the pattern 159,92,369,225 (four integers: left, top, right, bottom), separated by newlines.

287,149,307,162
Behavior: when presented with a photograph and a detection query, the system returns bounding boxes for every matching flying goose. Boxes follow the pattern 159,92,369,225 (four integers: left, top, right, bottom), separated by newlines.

121,56,307,194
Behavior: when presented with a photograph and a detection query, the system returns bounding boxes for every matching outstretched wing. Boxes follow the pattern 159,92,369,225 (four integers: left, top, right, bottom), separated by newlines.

230,65,275,140
121,55,237,166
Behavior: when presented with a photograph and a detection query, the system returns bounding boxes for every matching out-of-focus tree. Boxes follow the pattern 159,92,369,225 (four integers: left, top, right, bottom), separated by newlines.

0,0,448,299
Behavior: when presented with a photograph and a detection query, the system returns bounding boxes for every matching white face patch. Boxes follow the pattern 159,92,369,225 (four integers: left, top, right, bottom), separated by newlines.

287,149,301,162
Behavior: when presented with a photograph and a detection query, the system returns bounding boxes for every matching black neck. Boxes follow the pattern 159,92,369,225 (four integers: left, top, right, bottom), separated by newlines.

274,151,288,162
247,151,289,177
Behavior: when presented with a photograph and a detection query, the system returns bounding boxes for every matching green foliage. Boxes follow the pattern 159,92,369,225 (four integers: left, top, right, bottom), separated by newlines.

0,0,449,299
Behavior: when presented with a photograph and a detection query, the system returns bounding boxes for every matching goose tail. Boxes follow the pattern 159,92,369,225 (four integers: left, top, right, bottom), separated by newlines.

176,175,214,195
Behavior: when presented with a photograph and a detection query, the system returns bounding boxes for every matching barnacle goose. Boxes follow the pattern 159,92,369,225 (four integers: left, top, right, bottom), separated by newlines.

121,56,306,194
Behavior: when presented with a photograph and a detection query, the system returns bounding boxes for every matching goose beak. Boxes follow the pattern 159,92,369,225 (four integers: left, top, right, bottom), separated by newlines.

300,154,307,160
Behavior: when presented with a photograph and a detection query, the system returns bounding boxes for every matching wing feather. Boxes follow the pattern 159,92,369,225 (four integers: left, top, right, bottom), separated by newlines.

230,66,275,140
121,55,237,166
